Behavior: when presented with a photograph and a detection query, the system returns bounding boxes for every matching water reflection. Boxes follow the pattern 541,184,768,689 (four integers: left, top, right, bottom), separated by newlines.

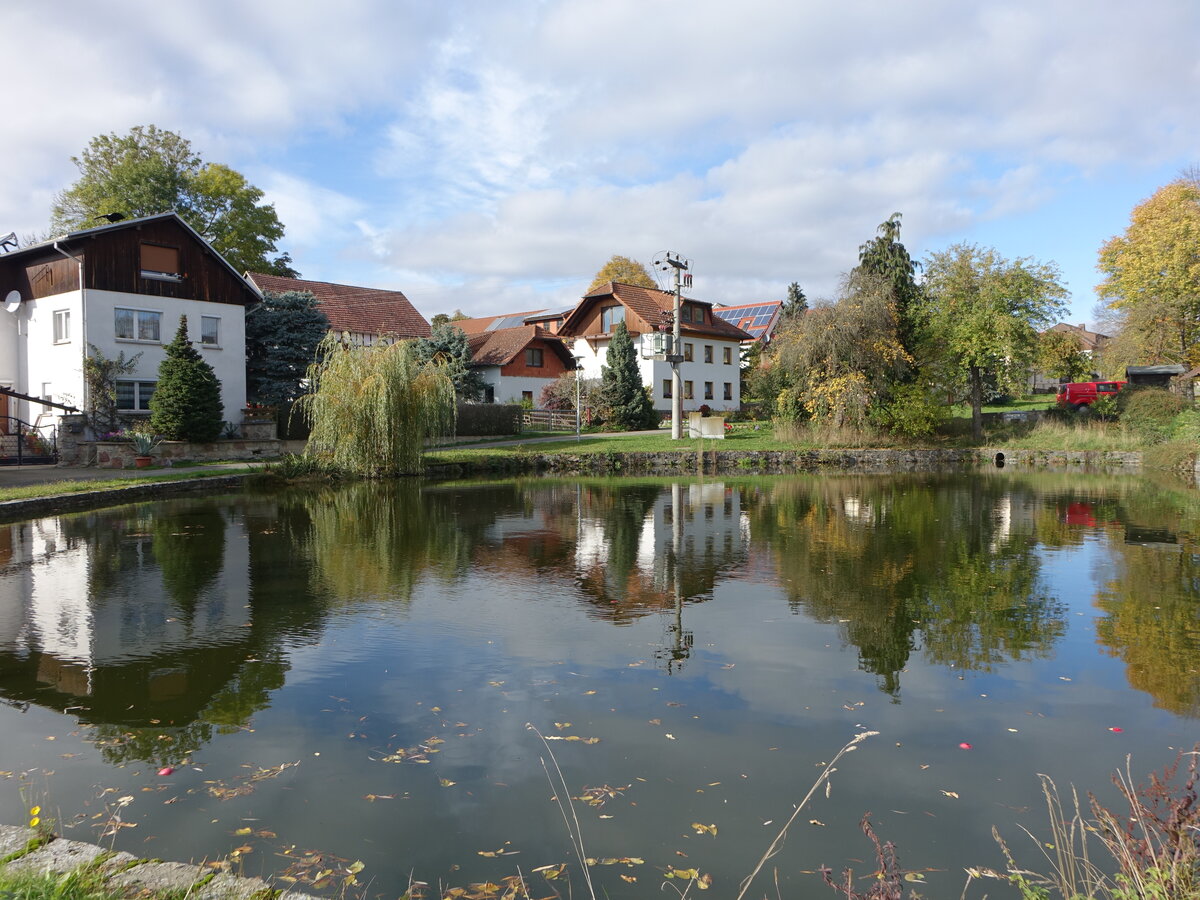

0,475,1197,774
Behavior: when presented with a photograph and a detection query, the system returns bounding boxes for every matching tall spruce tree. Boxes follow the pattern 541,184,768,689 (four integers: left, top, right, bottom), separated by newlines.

782,282,809,320
245,290,330,407
854,213,922,354
599,321,657,429
150,316,224,442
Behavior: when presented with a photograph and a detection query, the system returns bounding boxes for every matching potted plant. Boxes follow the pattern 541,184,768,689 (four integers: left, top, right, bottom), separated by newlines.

129,431,160,468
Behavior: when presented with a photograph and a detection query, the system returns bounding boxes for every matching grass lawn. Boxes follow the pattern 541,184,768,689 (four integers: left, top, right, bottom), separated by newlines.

0,468,250,504
946,394,1057,417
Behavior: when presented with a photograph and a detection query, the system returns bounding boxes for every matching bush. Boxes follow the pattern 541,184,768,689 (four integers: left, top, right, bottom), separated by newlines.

1119,388,1189,443
871,383,948,437
457,403,522,436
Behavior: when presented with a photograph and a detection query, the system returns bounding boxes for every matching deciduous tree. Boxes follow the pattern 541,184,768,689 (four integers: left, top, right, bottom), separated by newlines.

1096,179,1200,368
52,125,297,276
921,244,1067,441
1037,329,1092,384
587,255,656,292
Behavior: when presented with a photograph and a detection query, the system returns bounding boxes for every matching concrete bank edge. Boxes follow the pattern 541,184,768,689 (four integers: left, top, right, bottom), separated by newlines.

0,825,317,900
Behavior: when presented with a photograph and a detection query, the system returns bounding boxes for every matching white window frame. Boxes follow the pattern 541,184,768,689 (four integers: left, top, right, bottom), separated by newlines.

53,309,70,344
115,307,163,343
200,315,221,348
116,379,157,412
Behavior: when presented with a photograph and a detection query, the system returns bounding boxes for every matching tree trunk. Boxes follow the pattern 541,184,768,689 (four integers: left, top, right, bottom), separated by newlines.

969,366,984,442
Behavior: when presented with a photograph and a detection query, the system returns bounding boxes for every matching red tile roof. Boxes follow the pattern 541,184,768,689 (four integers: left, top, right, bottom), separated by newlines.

247,273,431,339
561,282,752,341
468,325,572,368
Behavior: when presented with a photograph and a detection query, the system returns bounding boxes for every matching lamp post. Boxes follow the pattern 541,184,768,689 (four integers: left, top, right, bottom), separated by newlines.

573,355,586,440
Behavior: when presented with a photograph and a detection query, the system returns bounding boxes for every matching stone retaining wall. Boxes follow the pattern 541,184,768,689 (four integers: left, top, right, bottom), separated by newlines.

428,447,1145,478
0,825,317,900
81,439,283,469
0,475,247,524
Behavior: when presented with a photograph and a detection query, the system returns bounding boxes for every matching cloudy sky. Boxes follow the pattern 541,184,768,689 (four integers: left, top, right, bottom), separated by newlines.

3,0,1197,325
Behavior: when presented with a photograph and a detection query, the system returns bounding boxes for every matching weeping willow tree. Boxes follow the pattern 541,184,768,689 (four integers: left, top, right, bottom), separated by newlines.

298,335,456,476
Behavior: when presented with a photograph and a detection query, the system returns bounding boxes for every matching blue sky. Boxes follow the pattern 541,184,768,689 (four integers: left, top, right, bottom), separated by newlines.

3,0,1197,326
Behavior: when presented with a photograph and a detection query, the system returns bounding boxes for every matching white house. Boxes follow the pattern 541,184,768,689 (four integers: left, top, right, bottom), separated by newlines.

558,282,752,413
0,213,258,433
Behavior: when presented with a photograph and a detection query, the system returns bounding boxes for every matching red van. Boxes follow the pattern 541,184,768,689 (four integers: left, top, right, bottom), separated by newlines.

1056,381,1125,410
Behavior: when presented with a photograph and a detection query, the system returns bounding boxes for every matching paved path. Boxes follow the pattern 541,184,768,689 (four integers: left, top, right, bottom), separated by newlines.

0,461,264,488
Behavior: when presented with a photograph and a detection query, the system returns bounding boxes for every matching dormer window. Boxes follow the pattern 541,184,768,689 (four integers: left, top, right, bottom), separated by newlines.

140,243,182,282
600,305,625,332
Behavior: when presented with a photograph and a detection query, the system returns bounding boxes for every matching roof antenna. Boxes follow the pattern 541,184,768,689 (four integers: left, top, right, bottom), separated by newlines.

96,212,126,223
0,232,17,253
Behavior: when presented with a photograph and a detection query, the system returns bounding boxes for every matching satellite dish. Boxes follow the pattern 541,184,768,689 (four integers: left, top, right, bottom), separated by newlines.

3,290,21,314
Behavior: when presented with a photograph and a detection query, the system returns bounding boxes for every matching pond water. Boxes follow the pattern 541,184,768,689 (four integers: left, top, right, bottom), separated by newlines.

0,473,1198,899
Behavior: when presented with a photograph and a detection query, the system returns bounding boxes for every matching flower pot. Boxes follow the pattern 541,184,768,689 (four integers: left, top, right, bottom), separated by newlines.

134,456,153,468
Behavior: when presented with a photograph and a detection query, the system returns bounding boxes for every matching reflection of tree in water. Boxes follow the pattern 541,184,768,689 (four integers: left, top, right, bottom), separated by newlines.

295,481,482,603
748,476,1067,696
152,502,227,618
1095,539,1200,717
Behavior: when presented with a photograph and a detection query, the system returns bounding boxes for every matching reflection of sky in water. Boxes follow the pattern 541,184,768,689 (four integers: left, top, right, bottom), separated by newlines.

0,476,1196,899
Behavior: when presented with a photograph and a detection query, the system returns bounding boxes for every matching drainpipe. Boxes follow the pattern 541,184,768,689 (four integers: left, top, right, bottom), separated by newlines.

52,241,86,420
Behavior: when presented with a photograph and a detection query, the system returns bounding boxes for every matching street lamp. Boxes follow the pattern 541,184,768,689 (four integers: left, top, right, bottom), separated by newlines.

573,354,586,440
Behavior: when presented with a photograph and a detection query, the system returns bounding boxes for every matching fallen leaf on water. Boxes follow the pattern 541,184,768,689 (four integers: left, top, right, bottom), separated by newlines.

940,790,960,799
584,690,597,695
620,875,637,883
554,722,572,730
440,779,456,787
234,827,252,835
809,819,826,827
665,734,676,740
648,718,662,725
697,873,713,890
691,822,718,836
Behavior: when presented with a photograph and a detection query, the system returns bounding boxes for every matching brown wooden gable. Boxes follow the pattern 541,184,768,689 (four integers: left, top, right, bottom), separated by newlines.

0,215,258,307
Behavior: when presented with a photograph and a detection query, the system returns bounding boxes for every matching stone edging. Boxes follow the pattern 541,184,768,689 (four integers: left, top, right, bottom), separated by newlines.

0,475,249,524
0,825,316,900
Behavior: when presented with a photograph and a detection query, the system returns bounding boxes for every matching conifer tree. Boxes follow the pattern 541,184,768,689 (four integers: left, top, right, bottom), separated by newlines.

599,321,657,429
150,316,224,442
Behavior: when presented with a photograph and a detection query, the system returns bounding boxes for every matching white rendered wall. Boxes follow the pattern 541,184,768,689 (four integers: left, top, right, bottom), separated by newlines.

568,335,741,412
82,289,247,424
24,293,86,423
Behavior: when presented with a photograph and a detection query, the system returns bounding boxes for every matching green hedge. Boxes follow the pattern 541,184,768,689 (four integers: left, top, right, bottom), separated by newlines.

456,403,522,436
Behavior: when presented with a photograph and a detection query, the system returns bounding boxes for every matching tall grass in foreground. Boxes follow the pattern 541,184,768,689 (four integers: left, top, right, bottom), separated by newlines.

963,748,1200,900
297,335,455,476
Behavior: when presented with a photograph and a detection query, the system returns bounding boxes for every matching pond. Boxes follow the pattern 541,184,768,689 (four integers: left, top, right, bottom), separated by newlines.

0,473,1198,899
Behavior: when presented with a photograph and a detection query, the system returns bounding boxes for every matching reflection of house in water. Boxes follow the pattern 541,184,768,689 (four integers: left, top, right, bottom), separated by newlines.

0,506,259,729
574,482,750,618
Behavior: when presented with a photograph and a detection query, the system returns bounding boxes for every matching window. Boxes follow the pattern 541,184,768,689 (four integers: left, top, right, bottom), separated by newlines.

600,305,625,332
723,346,732,365
693,306,704,323
525,347,544,367
201,316,220,346
680,305,692,323
53,310,70,343
116,380,156,411
484,385,496,403
683,380,694,400
704,381,713,400
704,345,713,363
140,243,181,282
724,382,732,400
662,379,672,398
115,308,161,342
684,343,694,361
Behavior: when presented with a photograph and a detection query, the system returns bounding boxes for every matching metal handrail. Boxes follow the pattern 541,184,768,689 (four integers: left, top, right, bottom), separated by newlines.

0,417,58,466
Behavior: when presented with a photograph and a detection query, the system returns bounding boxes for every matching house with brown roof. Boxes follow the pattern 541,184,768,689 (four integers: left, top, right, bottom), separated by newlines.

1030,321,1112,391
467,325,575,404
0,212,258,432
246,273,430,345
558,282,752,413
